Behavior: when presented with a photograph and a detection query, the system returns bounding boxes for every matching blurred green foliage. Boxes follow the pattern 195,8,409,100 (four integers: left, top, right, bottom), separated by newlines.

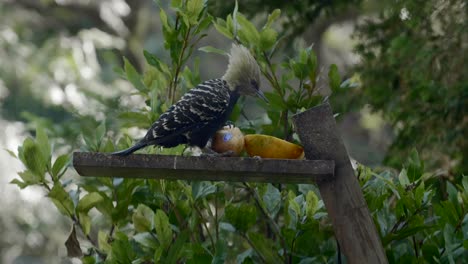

209,0,362,39
353,0,467,175
10,129,468,262
4,0,467,263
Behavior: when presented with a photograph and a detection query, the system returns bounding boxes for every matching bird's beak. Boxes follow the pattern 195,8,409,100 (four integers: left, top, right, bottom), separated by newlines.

256,90,269,103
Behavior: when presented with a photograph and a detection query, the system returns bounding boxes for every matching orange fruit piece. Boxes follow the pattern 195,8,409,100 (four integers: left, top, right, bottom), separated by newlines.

211,126,245,156
244,134,304,159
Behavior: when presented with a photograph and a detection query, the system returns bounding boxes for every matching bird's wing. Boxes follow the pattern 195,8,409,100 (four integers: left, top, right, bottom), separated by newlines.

144,79,230,142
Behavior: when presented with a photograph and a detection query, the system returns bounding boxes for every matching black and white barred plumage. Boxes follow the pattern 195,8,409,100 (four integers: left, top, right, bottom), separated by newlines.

112,44,265,156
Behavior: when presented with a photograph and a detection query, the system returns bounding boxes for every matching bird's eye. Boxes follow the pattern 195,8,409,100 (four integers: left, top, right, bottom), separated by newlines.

250,80,259,90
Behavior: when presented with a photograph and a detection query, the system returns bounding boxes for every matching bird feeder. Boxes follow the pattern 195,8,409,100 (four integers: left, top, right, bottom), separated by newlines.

73,103,387,264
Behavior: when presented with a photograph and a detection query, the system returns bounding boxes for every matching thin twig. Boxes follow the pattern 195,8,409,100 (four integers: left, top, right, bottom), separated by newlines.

71,215,106,259
108,224,115,240
194,203,215,250
261,51,290,139
215,186,219,242
262,51,282,96
243,182,287,260
337,239,342,264
240,232,267,263
164,193,197,243
412,236,419,258
171,24,192,104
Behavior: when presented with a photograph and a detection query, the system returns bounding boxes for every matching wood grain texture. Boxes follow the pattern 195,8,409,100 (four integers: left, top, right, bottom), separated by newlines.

73,152,334,183
292,103,388,264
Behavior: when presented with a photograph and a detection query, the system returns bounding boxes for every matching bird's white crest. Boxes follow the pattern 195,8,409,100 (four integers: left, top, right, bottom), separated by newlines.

222,44,260,91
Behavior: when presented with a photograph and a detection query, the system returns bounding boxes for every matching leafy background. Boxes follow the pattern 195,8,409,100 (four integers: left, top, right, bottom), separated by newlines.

0,0,466,263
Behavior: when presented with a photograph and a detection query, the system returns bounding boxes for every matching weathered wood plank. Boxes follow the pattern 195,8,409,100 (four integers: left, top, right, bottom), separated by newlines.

73,152,334,183
292,103,387,264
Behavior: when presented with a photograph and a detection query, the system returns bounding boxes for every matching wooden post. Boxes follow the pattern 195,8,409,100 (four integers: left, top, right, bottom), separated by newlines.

292,103,387,264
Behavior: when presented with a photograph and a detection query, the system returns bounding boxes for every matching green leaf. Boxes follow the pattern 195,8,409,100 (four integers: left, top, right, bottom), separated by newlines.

51,154,70,180
10,179,28,189
110,232,135,263
144,50,170,76
118,111,153,128
81,256,96,264
414,181,425,207
422,243,440,262
196,14,213,33
154,247,164,263
198,46,227,56
226,14,235,35
154,209,172,249
98,230,112,254
164,231,188,263
213,19,233,39
5,149,17,158
18,170,42,185
290,60,307,80
407,149,423,182
96,122,106,146
133,232,159,249
383,225,433,245
22,138,46,179
236,248,254,264
299,49,308,63
79,212,91,235
159,8,171,32
82,132,97,151
213,238,228,263
236,13,259,45
170,0,182,8
248,232,282,263
124,57,146,92
446,182,461,216
306,191,319,219
462,176,468,192
398,168,410,187
94,192,113,218
186,0,204,24
287,192,302,229
35,126,51,166
262,184,281,218
48,182,74,217
219,222,236,232
192,181,216,200
224,204,256,233
307,51,318,80
265,9,281,29
132,204,155,233
259,28,277,51
77,192,104,213
231,0,238,32
264,92,287,110
328,64,341,91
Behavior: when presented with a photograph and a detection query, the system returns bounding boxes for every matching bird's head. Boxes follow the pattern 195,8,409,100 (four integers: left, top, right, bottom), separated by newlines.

223,44,268,102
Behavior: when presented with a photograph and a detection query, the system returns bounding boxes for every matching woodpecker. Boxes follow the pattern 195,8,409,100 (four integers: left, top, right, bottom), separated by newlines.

112,44,267,156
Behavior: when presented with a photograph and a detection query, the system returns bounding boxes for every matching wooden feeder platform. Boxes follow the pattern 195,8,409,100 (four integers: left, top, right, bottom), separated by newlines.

73,103,388,264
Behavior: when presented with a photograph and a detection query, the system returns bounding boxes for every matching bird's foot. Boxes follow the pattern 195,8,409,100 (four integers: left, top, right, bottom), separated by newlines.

223,121,235,129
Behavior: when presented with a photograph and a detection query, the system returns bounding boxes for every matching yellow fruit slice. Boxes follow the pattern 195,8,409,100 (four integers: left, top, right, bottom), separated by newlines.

244,134,304,159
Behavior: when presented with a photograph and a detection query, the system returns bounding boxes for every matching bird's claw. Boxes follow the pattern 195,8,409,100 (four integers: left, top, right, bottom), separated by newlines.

224,121,235,129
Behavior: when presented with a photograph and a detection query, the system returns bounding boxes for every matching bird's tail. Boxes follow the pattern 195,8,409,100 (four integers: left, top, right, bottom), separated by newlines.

111,141,148,156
